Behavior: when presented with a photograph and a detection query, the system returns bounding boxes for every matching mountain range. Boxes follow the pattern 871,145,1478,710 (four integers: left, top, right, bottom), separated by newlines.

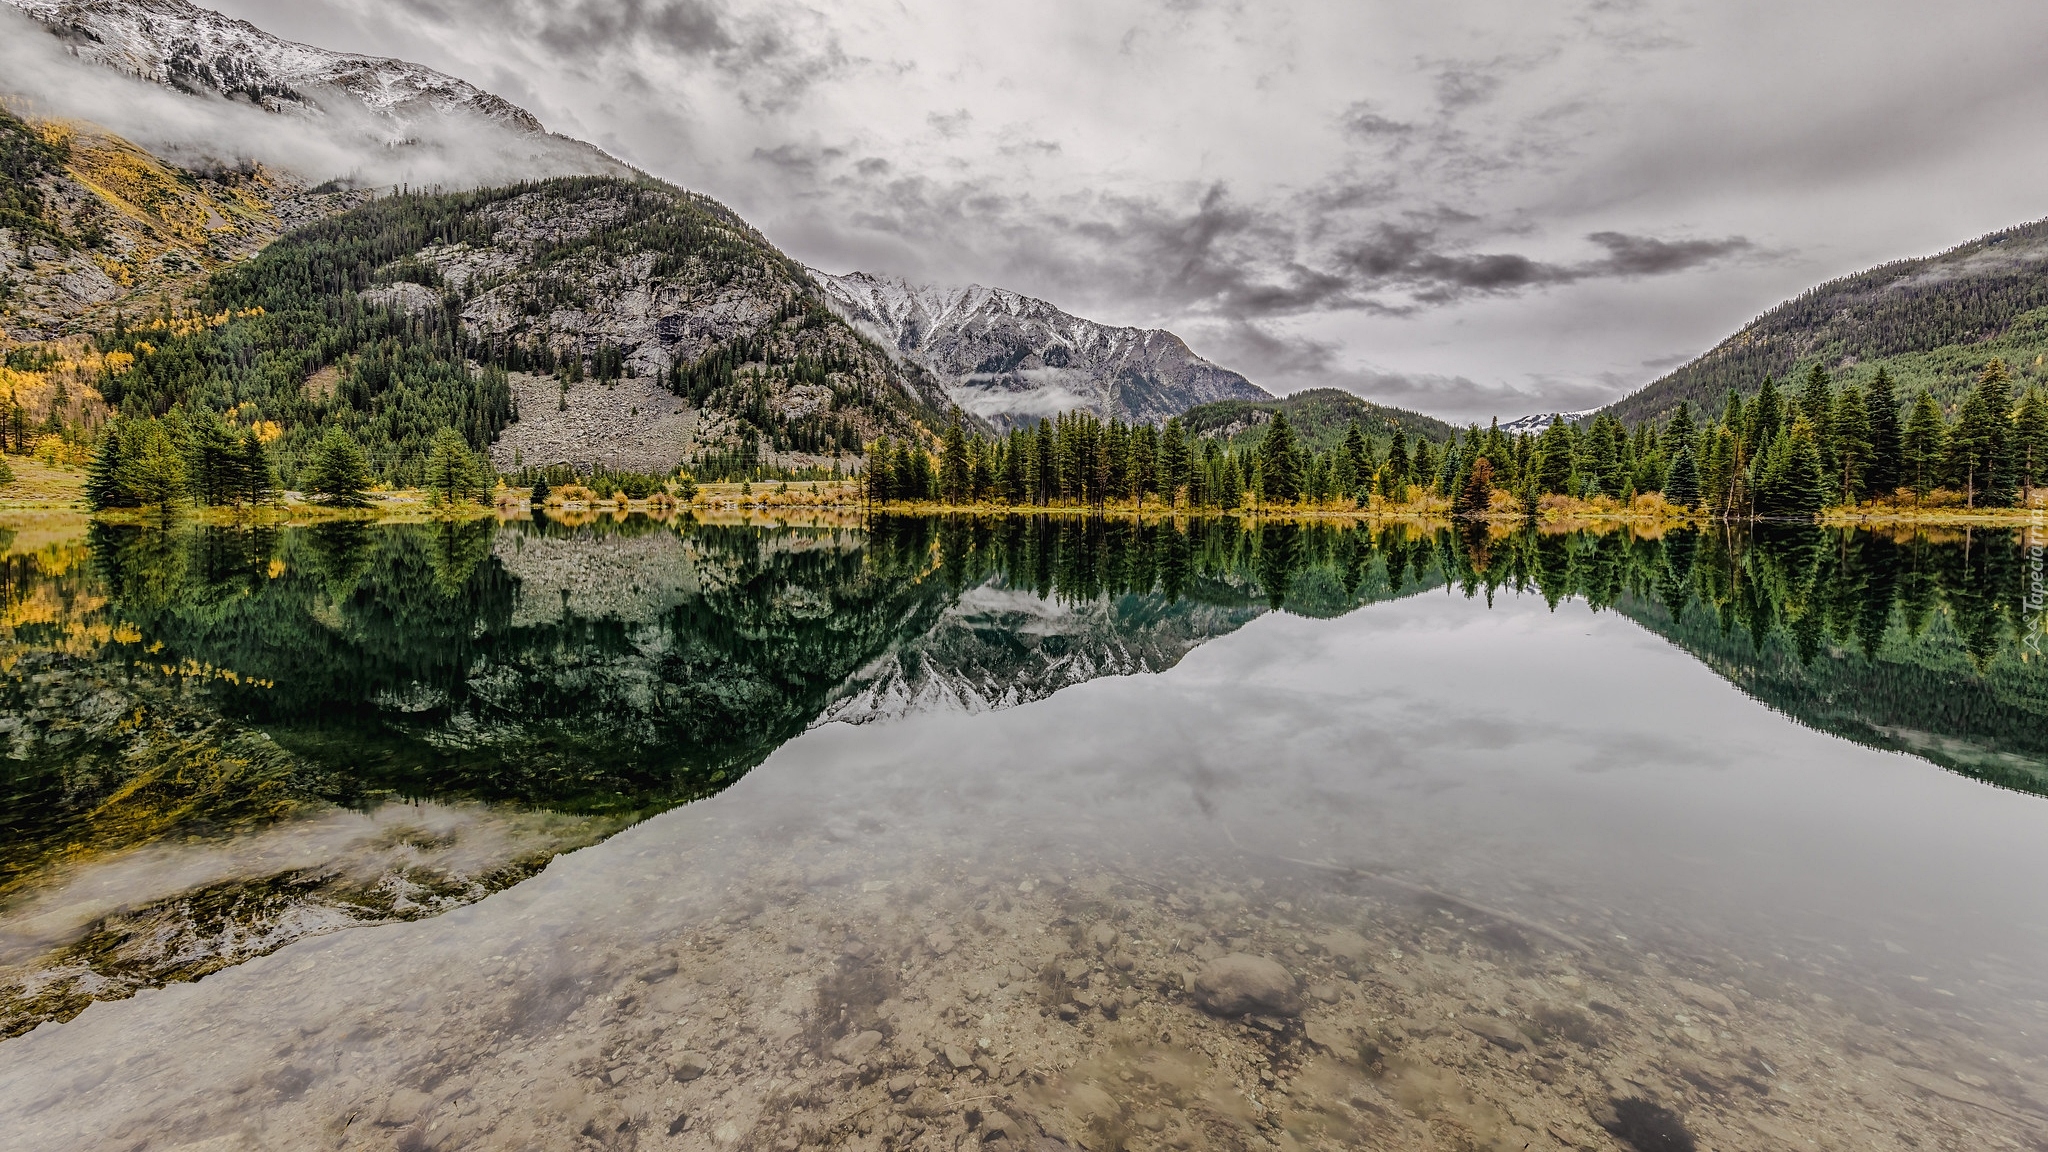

810,270,1272,430
0,0,1475,459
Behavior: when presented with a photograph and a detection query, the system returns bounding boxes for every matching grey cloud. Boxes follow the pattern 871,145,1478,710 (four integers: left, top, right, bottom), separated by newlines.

1433,63,1504,111
1586,230,1752,275
1188,319,1620,422
927,109,972,138
1339,101,1413,140
390,0,839,112
750,141,844,175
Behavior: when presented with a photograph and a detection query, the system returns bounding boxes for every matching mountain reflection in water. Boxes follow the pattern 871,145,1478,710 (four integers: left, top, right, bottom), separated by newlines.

1,514,2045,1046
1,515,2046,1152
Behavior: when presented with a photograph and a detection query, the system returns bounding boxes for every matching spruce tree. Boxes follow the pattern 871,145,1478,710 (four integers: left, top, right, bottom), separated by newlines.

1830,383,1871,506
86,419,127,510
1947,362,2011,507
1747,376,1784,456
530,474,551,507
425,428,486,507
1337,421,1366,497
306,427,374,507
1259,410,1302,504
1863,368,1902,497
1160,417,1190,507
237,429,278,506
1901,392,1946,497
939,419,969,503
1384,428,1410,498
2015,386,2048,505
1534,417,1574,494
123,420,188,510
1664,444,1701,508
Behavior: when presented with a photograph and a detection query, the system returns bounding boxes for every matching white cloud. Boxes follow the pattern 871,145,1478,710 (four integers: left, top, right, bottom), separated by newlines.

38,0,2048,421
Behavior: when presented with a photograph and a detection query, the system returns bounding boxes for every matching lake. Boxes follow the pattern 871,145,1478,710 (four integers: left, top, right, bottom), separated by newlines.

1,513,2045,1151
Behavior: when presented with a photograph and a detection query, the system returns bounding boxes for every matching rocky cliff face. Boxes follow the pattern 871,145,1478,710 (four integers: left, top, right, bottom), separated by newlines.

811,270,1271,430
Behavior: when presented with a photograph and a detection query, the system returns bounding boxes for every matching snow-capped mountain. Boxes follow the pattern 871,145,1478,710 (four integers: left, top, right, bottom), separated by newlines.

811,270,1272,430
5,0,542,132
1499,409,1595,435
814,581,1261,726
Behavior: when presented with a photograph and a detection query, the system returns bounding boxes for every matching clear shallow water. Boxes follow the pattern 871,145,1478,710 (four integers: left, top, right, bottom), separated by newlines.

2,515,2047,1150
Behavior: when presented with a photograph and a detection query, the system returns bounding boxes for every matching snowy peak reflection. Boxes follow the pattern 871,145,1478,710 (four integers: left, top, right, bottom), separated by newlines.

819,516,1450,725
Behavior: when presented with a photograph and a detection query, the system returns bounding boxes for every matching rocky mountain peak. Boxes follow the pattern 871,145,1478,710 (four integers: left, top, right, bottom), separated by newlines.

811,268,1271,430
4,0,546,132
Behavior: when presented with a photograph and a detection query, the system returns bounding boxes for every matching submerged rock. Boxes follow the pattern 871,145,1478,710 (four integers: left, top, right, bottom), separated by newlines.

1192,953,1301,1017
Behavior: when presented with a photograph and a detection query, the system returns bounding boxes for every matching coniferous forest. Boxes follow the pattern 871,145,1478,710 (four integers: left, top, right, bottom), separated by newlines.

870,357,2048,518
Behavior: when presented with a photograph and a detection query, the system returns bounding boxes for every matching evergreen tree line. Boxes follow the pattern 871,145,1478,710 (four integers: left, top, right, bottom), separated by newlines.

865,357,2048,520
1338,358,2044,519
85,417,489,511
865,409,1452,510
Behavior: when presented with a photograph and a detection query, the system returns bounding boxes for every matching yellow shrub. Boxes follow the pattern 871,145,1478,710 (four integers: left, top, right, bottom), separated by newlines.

32,435,89,468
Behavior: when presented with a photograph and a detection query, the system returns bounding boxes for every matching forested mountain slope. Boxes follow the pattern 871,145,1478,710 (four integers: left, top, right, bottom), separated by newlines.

0,103,361,340
1609,218,2048,424
98,177,960,484
1180,386,1455,451
812,270,1271,429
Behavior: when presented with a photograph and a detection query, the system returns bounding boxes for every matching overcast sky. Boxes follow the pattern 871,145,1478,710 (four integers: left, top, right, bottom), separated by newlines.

198,0,2048,422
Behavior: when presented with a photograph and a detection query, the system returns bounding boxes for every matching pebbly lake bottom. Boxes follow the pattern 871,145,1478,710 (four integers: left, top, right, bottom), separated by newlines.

4,586,2046,1152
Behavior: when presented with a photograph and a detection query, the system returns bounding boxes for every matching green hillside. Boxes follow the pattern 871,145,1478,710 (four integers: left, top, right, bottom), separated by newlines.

1608,218,2048,425
1180,387,1455,451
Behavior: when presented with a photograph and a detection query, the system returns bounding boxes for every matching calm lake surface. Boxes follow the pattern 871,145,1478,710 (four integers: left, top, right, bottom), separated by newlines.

2,513,2046,1151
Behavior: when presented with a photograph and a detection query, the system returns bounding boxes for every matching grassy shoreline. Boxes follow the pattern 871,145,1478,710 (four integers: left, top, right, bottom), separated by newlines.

14,456,2048,530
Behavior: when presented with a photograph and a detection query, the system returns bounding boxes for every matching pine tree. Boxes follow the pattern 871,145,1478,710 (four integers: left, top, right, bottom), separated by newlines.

1160,417,1190,507
1902,392,1946,497
1535,417,1574,494
1664,444,1700,508
1864,368,1902,497
2015,386,2048,505
1259,410,1302,504
306,427,374,507
425,427,486,507
1384,428,1410,499
1332,421,1365,499
530,474,551,506
1830,383,1871,506
123,419,188,510
237,429,278,505
86,419,126,510
1947,361,2012,507
939,419,969,503
1457,457,1494,516
1747,376,1784,456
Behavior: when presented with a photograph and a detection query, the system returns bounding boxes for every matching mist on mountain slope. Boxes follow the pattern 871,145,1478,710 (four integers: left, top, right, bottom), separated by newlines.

0,7,622,191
